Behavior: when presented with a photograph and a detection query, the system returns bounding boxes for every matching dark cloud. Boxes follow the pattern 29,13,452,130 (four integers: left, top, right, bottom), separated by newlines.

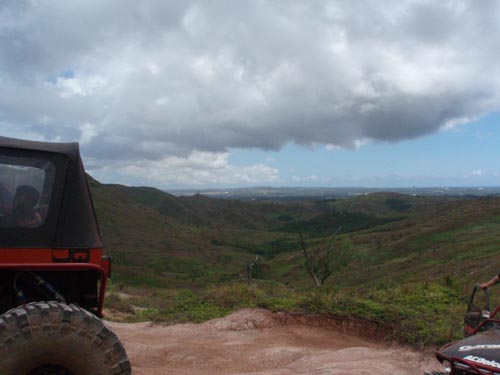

1,0,499,184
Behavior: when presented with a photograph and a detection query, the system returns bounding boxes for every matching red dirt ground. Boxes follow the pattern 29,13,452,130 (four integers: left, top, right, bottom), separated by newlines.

108,308,441,375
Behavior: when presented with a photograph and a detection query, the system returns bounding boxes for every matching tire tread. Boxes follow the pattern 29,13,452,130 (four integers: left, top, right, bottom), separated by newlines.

0,302,131,375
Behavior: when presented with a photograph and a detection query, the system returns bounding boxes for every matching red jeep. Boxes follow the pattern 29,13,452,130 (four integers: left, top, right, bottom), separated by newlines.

0,136,130,374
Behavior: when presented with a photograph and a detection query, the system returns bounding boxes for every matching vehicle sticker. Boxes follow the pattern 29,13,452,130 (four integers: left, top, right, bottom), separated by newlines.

464,355,500,369
459,345,500,352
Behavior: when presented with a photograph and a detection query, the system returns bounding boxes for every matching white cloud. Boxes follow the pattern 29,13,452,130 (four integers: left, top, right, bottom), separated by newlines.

90,151,280,187
49,75,108,98
472,169,483,176
326,138,369,151
1,1,500,186
79,123,99,145
56,77,86,98
289,175,327,184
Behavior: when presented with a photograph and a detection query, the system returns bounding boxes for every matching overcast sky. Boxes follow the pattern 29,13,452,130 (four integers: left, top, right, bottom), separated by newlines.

1,0,500,188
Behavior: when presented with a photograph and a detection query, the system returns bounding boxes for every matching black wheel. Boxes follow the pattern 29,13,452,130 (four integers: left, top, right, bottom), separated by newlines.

0,301,131,375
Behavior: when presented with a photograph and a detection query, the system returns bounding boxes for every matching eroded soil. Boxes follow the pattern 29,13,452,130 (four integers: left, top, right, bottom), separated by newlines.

108,308,441,375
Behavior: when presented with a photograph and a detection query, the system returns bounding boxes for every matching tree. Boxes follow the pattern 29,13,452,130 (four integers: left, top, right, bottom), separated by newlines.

299,228,355,289
243,255,260,284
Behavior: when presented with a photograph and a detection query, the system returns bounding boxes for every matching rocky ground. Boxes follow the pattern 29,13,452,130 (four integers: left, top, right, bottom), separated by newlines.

108,308,441,375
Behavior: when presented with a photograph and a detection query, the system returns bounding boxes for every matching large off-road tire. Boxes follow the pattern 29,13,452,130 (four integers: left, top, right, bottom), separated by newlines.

0,301,131,375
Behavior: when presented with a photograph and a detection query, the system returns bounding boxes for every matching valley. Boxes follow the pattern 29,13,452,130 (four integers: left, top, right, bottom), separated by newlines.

90,176,500,347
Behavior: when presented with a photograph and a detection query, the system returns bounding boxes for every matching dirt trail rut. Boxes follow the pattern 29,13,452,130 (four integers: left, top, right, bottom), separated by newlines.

108,308,440,375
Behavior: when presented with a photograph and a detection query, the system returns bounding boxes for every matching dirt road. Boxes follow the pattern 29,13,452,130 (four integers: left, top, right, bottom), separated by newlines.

108,308,440,375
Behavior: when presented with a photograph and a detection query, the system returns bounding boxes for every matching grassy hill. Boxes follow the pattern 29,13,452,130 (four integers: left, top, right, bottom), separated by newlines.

270,194,500,287
89,178,306,287
89,177,500,346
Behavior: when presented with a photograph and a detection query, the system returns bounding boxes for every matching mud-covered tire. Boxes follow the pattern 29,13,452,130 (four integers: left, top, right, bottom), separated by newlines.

0,301,131,375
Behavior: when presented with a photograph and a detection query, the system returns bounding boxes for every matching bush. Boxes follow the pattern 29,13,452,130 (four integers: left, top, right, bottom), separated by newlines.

105,281,465,347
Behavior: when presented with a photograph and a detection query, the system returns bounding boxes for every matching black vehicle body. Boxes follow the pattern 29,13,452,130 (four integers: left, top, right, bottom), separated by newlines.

0,136,110,316
434,285,500,374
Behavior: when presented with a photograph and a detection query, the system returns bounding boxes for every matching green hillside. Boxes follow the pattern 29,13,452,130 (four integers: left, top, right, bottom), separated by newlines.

90,179,304,287
271,194,500,289
89,177,500,346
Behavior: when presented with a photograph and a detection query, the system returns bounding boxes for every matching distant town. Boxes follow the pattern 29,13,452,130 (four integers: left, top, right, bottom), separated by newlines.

166,186,500,201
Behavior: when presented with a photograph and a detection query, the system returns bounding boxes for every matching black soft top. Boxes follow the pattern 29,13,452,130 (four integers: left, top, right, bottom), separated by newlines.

0,137,81,159
0,136,102,249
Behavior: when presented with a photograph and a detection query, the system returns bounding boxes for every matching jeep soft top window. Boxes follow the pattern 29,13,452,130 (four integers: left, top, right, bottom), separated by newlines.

0,155,55,228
